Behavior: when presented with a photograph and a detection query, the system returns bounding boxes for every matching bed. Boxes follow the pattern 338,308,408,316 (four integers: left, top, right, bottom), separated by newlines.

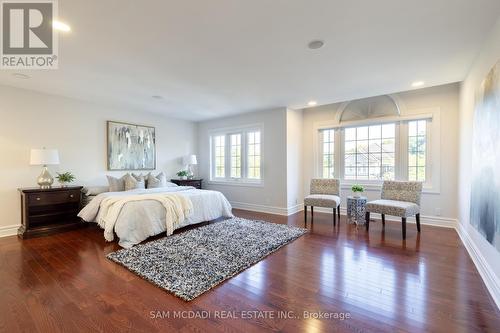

78,186,233,248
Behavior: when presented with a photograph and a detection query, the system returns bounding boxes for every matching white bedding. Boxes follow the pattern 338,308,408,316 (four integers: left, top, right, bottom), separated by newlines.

78,186,233,248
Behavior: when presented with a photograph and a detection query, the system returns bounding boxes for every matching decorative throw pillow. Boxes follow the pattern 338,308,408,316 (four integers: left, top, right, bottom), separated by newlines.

147,172,167,188
107,174,128,192
82,186,109,196
124,173,146,191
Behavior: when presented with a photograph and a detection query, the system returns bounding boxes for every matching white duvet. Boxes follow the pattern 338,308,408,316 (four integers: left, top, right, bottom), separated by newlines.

78,186,233,248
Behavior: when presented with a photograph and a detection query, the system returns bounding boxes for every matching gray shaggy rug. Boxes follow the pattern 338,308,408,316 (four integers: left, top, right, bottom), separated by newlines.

107,217,307,301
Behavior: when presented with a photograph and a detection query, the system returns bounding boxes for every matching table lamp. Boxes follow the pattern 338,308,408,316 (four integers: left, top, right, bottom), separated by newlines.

30,148,60,189
183,154,198,179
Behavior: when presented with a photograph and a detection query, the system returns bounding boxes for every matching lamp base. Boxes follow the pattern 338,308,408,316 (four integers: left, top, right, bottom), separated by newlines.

37,166,54,189
187,164,195,179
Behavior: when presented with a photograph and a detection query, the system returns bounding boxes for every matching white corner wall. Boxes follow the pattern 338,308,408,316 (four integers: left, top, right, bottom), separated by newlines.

458,17,500,308
285,108,304,212
0,85,197,236
197,108,288,213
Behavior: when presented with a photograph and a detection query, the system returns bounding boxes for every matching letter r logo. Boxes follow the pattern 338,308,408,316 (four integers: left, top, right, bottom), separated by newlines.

2,2,53,54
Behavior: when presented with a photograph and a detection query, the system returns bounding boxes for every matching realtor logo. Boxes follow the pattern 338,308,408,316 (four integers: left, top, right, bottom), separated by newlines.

1,0,58,69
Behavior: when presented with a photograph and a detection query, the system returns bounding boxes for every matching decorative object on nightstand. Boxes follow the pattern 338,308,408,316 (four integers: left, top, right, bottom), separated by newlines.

30,148,60,189
176,170,189,180
56,172,76,187
18,186,85,238
347,196,367,225
170,178,203,189
183,154,198,179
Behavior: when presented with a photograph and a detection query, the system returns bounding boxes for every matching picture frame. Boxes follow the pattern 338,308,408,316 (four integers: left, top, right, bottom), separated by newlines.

107,120,156,171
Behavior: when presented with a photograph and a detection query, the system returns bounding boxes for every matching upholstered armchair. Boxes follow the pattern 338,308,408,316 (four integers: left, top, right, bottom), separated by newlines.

304,179,341,226
365,181,423,239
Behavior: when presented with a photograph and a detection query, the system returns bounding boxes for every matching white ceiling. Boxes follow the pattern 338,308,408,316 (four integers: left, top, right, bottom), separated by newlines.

1,0,499,121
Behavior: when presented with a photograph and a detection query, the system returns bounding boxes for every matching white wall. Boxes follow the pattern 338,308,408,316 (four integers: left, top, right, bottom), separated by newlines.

197,108,288,212
458,17,500,306
285,108,303,210
0,85,197,234
302,83,460,221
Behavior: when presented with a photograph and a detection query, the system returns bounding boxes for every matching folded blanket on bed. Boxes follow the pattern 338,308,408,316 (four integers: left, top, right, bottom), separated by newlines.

98,194,193,242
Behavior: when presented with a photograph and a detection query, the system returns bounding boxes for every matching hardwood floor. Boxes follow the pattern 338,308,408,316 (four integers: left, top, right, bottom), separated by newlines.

0,210,498,332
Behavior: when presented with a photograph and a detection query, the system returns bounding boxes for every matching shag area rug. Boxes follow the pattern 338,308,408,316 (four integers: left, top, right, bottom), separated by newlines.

107,217,307,301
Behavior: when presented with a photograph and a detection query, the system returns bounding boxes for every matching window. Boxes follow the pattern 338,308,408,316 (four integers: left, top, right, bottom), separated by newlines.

344,124,395,180
247,131,261,179
408,120,426,181
213,135,225,178
230,134,241,178
316,117,432,186
321,129,335,178
210,127,262,183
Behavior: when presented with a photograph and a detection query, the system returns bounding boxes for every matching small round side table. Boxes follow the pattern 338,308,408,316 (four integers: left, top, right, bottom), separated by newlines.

347,196,367,225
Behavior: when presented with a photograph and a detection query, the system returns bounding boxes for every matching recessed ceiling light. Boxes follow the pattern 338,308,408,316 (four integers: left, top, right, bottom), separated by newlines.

307,100,318,107
412,81,425,88
308,40,325,50
152,95,163,99
12,73,31,79
53,20,71,32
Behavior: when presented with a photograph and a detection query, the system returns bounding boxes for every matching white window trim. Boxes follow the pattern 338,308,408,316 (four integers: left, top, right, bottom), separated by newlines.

312,108,441,194
208,123,264,186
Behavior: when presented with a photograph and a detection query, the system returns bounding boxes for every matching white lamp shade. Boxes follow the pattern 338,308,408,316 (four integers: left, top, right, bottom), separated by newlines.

30,149,60,165
183,154,197,165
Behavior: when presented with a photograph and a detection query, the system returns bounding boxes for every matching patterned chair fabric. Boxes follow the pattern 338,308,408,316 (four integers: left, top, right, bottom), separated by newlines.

304,179,340,208
366,181,423,217
310,179,340,195
381,181,422,205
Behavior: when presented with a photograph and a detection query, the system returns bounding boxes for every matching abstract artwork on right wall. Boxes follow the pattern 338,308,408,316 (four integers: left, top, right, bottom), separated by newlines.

470,59,500,252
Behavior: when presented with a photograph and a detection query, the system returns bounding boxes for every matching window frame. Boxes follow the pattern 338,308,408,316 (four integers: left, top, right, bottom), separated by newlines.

209,124,264,186
314,110,438,193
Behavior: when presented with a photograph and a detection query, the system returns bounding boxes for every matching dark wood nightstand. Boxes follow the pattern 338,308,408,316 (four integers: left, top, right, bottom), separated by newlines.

18,186,85,239
170,179,203,189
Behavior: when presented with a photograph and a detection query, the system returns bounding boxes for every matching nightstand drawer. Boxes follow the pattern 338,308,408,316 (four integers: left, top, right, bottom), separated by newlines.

28,190,81,206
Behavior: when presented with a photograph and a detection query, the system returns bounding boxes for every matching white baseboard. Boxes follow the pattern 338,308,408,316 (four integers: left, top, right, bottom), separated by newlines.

312,206,457,228
0,224,20,238
230,201,457,228
455,222,500,310
230,201,291,216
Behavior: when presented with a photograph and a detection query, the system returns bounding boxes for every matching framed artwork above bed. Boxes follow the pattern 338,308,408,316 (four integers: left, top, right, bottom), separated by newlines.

107,121,156,170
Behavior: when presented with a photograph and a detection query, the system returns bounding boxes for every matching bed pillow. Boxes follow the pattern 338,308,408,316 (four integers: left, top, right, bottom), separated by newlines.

107,174,128,192
147,172,167,188
124,173,146,191
82,186,109,196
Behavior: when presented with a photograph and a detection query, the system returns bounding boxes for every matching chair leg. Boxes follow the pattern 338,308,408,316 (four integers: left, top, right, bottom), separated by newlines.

382,214,385,226
304,206,307,226
311,206,314,220
338,204,341,220
416,213,421,232
402,217,407,240
333,208,336,226
365,212,370,231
